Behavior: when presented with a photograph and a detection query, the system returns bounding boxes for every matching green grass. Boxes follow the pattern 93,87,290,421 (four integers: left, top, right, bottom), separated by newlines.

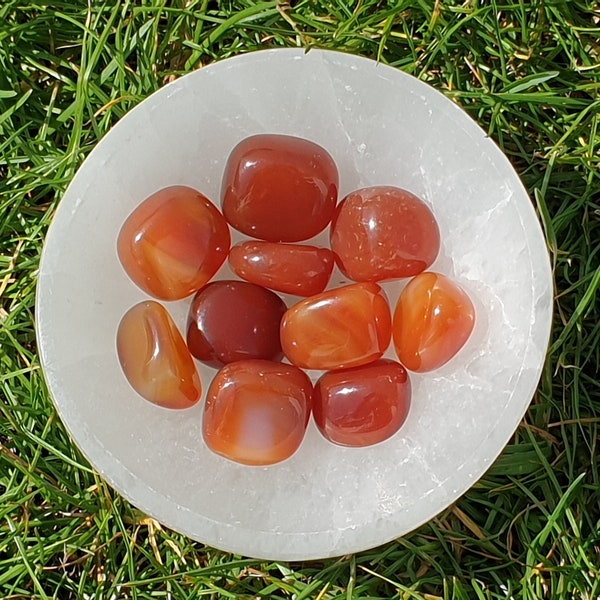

1,0,599,598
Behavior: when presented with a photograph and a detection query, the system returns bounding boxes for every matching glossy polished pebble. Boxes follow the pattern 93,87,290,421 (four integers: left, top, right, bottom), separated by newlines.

203,360,313,466
280,282,392,370
222,134,339,242
117,185,230,300
313,360,411,447
229,241,335,296
117,301,201,409
187,280,287,367
330,186,440,282
393,272,475,372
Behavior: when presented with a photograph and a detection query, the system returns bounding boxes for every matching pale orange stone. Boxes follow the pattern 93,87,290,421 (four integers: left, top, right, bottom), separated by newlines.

117,186,230,301
280,282,392,370
203,360,313,466
393,272,475,372
117,301,202,408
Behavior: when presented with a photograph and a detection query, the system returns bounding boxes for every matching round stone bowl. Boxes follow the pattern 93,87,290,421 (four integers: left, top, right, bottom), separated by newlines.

36,48,553,560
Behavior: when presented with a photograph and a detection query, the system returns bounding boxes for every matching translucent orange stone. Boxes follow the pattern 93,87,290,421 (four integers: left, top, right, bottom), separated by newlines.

393,272,475,372
313,359,411,447
221,134,339,242
117,185,230,301
229,241,334,296
330,186,440,282
203,360,313,466
117,301,202,409
280,282,392,370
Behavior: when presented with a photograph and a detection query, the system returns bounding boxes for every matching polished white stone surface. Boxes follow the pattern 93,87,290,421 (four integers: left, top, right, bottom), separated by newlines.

37,49,553,560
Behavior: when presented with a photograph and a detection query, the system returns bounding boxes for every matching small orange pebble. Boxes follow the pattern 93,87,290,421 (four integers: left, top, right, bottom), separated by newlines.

229,241,334,297
117,185,230,301
203,360,313,466
313,359,411,447
393,272,475,372
117,301,201,408
280,282,392,370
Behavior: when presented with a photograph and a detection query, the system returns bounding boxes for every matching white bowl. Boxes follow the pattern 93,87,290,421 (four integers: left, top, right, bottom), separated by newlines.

36,48,553,560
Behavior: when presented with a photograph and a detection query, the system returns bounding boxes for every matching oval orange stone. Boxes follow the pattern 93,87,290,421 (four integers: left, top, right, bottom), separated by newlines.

393,272,475,372
229,241,334,296
203,360,313,466
221,134,339,242
330,186,440,282
117,301,202,409
117,185,230,300
280,282,392,370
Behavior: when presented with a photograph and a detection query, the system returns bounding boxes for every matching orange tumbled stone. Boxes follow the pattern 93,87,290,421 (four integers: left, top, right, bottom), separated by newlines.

221,134,338,242
203,360,313,466
117,301,202,409
313,359,411,447
330,186,440,282
117,185,230,300
229,241,334,297
393,272,475,372
280,282,392,370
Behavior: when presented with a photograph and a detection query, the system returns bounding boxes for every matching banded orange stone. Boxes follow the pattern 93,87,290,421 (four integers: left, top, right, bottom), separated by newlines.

117,301,201,409
117,185,230,300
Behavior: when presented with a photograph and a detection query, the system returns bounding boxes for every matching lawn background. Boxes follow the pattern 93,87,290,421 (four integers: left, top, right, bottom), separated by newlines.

1,1,599,598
